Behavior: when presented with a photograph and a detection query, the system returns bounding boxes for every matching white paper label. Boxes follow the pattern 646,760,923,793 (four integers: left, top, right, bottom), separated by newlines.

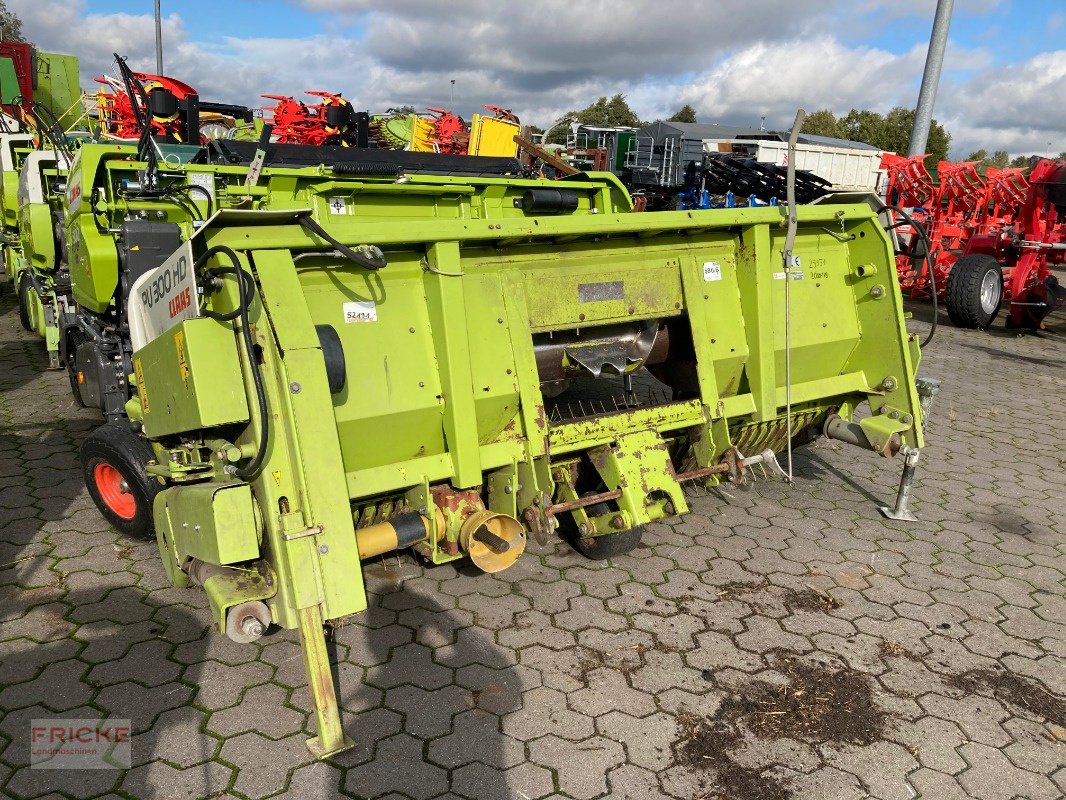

187,171,215,202
343,300,377,322
773,272,786,280
128,240,199,351
702,261,722,282
328,197,348,215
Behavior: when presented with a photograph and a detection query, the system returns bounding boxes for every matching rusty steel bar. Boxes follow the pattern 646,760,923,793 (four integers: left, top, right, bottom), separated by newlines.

546,489,622,516
514,134,580,176
673,462,733,483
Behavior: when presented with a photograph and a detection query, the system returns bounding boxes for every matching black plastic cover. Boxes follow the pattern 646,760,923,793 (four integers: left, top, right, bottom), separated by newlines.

118,221,183,305
208,138,520,176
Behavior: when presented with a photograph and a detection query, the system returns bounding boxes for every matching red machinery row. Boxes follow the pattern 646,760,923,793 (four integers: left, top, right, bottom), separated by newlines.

882,153,1066,330
93,70,519,154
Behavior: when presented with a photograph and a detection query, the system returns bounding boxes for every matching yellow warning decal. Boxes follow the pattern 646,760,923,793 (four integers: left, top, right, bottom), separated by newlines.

272,470,282,487
134,358,149,414
175,330,190,389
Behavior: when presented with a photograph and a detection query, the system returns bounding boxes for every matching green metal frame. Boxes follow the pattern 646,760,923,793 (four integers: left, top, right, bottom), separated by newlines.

55,140,924,759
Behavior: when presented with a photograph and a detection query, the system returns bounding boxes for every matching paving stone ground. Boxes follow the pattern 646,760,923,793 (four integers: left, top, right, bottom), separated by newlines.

0,278,1063,800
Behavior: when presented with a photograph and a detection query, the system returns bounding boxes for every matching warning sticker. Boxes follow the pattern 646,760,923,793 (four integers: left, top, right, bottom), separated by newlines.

702,261,722,282
343,300,377,323
327,197,348,215
134,358,148,414
175,330,190,389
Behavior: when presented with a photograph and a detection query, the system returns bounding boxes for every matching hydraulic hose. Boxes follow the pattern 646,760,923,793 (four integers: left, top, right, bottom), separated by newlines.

195,245,269,479
880,202,937,348
298,215,387,271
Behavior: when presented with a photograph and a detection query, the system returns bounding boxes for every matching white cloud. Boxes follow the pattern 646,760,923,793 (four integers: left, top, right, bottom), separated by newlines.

938,50,1066,156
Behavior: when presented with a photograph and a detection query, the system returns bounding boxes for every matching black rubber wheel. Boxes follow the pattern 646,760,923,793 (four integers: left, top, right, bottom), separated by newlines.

574,526,645,560
81,422,161,540
65,332,87,407
567,501,645,560
946,254,1003,328
17,272,33,331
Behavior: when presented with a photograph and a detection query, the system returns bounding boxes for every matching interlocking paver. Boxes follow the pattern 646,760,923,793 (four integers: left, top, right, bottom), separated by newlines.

343,733,449,799
0,283,1063,800
120,758,232,799
219,731,313,799
208,683,307,740
450,761,555,800
528,734,626,799
597,710,676,771
957,741,1062,800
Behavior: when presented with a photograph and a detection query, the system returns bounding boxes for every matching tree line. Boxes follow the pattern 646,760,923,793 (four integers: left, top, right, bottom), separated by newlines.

545,96,956,163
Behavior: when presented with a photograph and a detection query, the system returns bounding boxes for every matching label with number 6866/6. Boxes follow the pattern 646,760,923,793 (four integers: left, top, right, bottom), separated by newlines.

702,261,722,282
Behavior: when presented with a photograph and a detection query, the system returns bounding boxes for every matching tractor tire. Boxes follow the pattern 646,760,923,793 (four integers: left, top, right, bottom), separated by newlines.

567,501,645,560
17,272,32,332
81,422,161,540
946,254,1003,328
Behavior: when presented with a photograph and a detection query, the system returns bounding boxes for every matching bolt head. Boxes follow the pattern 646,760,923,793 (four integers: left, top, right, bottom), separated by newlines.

504,485,513,494
240,617,264,638
318,544,329,554
611,515,625,529
289,382,301,394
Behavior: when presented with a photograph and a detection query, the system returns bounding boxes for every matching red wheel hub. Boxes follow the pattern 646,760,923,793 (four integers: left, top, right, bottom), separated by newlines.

93,462,136,520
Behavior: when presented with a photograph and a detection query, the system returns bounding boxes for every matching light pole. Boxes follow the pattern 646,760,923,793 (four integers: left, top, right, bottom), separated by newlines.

907,0,954,156
154,0,164,75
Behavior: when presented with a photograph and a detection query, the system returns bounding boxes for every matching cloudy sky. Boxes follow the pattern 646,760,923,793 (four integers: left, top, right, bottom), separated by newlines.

9,0,1066,158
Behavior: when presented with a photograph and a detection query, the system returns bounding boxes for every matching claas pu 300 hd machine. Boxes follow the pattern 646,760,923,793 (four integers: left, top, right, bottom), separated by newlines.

64,98,930,756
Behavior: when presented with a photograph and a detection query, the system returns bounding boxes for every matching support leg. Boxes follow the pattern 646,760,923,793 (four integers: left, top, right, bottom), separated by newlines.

298,604,354,758
879,447,920,522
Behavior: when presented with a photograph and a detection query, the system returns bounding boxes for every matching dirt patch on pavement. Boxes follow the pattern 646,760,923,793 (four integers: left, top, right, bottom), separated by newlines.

735,652,883,744
948,668,1064,726
713,579,770,598
674,651,885,799
675,710,790,800
879,639,923,662
780,586,842,612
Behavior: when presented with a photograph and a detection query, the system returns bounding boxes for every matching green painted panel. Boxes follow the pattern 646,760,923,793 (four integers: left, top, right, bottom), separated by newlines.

135,317,250,438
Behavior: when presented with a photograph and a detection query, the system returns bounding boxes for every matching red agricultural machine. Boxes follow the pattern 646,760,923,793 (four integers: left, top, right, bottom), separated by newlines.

95,73,199,139
262,91,369,147
883,153,1066,330
94,57,253,142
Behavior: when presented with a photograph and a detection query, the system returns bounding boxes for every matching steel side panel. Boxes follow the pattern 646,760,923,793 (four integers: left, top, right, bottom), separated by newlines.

137,318,249,439
164,483,260,565
252,249,366,621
